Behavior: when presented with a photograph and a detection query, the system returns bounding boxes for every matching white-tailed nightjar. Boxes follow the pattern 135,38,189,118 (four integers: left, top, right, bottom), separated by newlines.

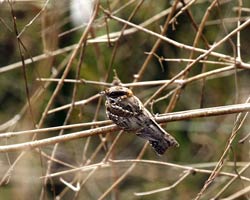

102,85,179,155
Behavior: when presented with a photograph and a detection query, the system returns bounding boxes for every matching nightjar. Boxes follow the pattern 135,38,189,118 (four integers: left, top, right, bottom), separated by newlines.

102,85,179,155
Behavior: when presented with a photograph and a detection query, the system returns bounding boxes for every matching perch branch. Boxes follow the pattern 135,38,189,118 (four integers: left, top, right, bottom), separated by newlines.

0,103,249,152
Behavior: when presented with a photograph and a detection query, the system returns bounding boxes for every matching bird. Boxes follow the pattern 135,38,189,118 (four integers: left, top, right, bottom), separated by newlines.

101,84,179,155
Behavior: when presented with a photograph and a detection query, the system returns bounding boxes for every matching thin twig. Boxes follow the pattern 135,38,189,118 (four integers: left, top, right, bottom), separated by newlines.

194,97,250,200
220,185,250,200
134,170,191,196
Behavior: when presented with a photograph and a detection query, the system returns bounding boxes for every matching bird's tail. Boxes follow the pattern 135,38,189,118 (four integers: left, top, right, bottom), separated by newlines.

149,132,179,155
136,119,179,155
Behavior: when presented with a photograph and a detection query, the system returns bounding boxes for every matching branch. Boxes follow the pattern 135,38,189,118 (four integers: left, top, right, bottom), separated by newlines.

0,103,249,153
156,103,250,123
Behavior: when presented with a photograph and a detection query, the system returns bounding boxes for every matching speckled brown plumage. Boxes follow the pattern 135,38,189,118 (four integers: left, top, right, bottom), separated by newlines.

102,85,179,155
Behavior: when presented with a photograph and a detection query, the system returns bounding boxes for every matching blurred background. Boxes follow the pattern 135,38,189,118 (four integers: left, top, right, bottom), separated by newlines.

0,0,250,199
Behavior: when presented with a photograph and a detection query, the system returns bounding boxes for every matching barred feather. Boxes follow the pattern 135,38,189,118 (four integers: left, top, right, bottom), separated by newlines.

103,86,179,155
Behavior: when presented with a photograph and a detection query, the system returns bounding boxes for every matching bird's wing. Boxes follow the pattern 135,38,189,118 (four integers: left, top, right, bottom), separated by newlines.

136,118,179,155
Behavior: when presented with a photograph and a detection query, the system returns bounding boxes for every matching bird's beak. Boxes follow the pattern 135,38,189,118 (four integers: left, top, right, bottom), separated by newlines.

99,91,106,96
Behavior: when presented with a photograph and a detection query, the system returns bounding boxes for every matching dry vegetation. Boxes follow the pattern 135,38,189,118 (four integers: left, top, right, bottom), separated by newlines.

0,0,250,199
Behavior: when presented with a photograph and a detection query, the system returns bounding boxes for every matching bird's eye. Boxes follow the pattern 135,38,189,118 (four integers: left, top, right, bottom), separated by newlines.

108,91,127,98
